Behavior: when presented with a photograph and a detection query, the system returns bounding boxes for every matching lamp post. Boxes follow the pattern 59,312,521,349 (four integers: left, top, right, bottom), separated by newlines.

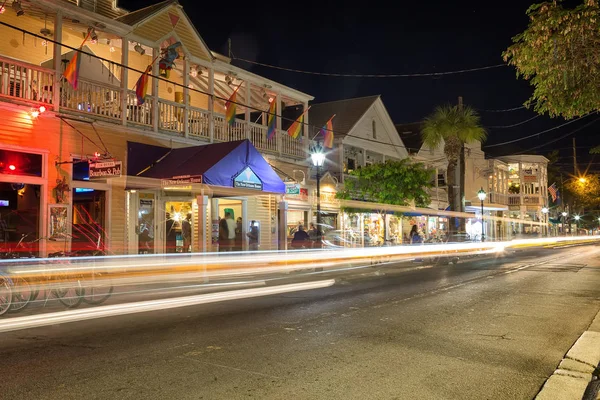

477,187,486,242
310,142,326,247
561,211,568,236
541,207,549,237
574,215,581,236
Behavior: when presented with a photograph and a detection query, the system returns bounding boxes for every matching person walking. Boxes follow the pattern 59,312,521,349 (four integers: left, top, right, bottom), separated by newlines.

182,213,192,253
218,215,229,252
247,220,259,251
225,212,236,251
409,225,422,244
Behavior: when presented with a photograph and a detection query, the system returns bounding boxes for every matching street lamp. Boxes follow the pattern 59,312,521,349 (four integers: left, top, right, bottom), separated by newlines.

310,142,326,247
561,211,568,236
541,207,549,237
477,187,486,242
574,215,581,235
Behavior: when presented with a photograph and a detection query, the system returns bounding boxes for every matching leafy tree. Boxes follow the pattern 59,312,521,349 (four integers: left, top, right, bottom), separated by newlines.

565,174,600,210
336,159,433,207
421,105,487,231
503,1,600,119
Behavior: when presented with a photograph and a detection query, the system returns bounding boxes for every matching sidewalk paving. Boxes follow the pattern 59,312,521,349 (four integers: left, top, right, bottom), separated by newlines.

536,310,600,400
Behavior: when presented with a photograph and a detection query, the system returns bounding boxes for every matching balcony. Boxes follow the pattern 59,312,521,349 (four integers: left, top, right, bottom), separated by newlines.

509,195,521,206
0,55,307,160
507,195,542,206
486,192,508,205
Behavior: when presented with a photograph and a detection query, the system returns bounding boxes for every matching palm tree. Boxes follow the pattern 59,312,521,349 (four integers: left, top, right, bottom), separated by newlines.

422,105,487,232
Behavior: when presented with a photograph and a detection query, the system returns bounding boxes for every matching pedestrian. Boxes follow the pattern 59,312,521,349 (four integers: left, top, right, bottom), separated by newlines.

409,225,422,244
182,213,192,252
165,212,177,253
235,217,243,251
225,212,237,251
218,215,229,252
247,220,259,251
291,225,310,249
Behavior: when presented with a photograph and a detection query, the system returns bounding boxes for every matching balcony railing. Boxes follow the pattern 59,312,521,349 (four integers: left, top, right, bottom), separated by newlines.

0,55,54,106
523,196,540,205
509,195,521,205
487,192,508,205
55,74,307,159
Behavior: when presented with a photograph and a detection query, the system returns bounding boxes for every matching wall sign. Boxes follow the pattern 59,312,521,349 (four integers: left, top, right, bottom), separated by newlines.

160,174,202,187
286,184,300,195
234,167,263,190
89,160,122,179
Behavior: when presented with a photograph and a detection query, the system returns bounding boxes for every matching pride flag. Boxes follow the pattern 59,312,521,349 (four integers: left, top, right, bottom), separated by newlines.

64,50,82,90
287,113,304,139
267,99,277,140
135,65,151,105
320,116,335,148
225,84,242,126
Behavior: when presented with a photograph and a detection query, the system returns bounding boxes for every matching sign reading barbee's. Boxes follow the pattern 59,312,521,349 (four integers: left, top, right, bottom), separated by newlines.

89,161,122,179
160,175,203,187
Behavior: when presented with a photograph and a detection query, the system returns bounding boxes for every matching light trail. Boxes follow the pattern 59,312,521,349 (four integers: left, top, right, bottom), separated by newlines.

0,279,336,333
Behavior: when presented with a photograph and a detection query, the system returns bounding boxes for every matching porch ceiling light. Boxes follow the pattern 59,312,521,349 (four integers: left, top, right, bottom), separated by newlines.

134,43,145,55
12,0,24,16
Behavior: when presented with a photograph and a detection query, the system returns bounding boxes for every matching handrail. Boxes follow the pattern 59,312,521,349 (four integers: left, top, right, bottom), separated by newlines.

0,55,55,74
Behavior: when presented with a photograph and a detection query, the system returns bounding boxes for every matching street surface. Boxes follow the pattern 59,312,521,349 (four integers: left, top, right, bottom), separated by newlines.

2,245,600,399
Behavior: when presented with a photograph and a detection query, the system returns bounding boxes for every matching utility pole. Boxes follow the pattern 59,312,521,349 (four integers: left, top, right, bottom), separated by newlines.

458,96,466,232
573,137,577,175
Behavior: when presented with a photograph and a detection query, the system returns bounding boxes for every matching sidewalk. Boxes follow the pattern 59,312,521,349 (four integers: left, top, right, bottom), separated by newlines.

536,309,600,399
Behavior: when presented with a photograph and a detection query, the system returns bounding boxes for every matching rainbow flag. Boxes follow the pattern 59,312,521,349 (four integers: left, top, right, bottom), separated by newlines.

225,84,241,126
267,100,277,140
320,116,334,148
64,49,82,90
287,113,304,139
135,65,151,105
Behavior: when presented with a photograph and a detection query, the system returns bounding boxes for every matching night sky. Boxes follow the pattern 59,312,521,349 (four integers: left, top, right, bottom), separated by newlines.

120,0,598,169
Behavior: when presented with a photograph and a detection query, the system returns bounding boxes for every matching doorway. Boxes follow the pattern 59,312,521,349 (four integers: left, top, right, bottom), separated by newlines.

72,188,106,253
164,200,193,253
0,183,41,256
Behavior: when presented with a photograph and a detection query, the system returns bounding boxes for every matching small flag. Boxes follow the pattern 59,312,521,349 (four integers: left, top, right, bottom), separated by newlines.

64,49,82,90
320,115,335,148
267,99,277,140
287,113,304,139
548,183,558,202
168,12,180,28
135,65,151,105
225,83,242,126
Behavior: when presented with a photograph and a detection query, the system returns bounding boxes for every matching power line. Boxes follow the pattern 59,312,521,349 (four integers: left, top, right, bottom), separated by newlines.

488,115,540,129
232,57,506,78
484,114,595,148
478,104,534,113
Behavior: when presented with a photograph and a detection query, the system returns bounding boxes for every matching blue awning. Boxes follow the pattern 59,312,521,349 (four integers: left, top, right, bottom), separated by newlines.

127,139,285,193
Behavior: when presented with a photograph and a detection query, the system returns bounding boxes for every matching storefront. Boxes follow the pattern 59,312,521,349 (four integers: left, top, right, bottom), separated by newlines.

284,182,310,242
126,139,285,254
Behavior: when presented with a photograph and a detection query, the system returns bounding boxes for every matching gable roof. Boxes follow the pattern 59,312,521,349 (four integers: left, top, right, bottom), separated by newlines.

115,0,174,26
395,122,424,154
309,95,380,137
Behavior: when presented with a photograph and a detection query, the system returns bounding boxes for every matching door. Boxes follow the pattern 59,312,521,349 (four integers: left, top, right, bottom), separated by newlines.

163,199,193,253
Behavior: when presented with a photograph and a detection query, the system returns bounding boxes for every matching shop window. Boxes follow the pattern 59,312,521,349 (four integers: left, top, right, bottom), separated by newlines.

72,188,106,253
73,159,90,181
0,183,41,256
437,173,446,186
0,149,42,177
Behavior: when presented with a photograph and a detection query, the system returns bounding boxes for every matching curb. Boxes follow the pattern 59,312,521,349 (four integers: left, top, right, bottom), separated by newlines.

535,312,600,400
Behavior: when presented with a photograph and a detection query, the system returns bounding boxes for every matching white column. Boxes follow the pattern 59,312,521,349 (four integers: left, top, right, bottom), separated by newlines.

276,93,282,155
208,67,215,142
152,46,160,132
183,58,190,138
242,199,248,250
211,198,219,251
196,195,209,253
52,11,63,110
245,82,251,139
278,200,288,251
120,37,129,126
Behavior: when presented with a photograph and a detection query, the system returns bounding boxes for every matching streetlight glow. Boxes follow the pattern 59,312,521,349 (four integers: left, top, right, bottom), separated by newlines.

310,142,326,249
562,212,568,217
574,215,581,221
579,177,587,184
477,188,487,201
541,207,549,214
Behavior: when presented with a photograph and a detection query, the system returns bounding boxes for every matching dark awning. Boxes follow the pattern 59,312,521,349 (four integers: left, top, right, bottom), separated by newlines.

127,139,286,193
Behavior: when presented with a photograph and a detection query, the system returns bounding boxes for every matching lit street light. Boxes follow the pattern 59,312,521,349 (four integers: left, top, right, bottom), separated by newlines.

562,212,568,236
541,207,549,237
310,142,326,248
477,187,486,242
574,215,581,235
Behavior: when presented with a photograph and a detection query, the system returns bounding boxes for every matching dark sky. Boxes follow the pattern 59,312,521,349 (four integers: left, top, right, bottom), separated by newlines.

120,0,598,169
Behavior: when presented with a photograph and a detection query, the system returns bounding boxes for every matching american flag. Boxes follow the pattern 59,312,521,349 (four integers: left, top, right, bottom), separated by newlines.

548,183,558,202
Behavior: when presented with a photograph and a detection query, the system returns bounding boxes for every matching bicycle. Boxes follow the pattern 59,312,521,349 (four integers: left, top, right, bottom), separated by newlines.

0,272,12,316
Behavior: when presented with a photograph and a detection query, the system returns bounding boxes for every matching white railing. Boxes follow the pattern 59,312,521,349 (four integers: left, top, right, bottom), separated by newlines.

61,78,121,120
188,107,210,139
487,192,508,205
158,99,185,135
250,122,277,153
509,195,521,206
0,56,54,105
213,114,247,142
126,91,153,127
523,196,540,205
280,130,306,158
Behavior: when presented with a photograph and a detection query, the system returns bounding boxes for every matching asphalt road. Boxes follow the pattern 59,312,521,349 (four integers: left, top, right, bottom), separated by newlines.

2,245,600,400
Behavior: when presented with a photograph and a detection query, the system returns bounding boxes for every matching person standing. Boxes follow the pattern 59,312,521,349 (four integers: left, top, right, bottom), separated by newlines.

182,213,192,253
165,212,177,253
225,212,236,251
218,215,229,252
234,217,243,251
247,220,259,251
291,225,310,249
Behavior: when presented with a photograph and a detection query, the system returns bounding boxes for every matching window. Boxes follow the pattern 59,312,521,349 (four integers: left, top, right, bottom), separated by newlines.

0,149,43,177
347,158,356,172
72,159,90,181
437,173,446,186
372,120,377,139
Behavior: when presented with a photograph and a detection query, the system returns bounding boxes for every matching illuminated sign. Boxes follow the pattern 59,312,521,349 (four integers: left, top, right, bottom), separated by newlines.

89,160,122,179
234,167,263,190
160,175,202,187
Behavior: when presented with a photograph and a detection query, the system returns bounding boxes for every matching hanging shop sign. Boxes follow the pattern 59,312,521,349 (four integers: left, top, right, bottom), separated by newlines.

286,184,300,195
89,160,122,179
285,184,308,201
234,167,263,190
161,174,202,187
523,175,537,183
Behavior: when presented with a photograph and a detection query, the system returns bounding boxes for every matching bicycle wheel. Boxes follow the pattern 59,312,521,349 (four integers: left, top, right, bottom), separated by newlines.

9,276,34,312
0,277,12,316
53,279,84,308
82,275,113,305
